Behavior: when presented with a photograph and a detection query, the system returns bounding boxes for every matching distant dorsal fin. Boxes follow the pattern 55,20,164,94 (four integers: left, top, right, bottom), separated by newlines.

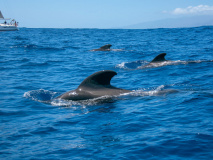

100,44,112,50
78,70,117,88
151,53,167,63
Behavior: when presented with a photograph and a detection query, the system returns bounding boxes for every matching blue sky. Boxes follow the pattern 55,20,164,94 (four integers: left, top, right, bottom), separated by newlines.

1,0,213,28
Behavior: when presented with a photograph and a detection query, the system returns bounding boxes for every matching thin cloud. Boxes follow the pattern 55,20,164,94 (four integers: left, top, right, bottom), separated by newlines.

171,5,213,15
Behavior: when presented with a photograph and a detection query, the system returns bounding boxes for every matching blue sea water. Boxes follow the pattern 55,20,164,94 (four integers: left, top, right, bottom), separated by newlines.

0,26,213,159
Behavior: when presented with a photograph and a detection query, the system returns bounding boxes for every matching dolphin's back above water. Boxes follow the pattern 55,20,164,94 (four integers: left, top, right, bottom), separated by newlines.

91,44,112,51
57,70,131,101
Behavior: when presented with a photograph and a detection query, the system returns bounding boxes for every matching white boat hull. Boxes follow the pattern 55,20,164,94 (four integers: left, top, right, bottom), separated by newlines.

0,24,18,31
0,26,18,31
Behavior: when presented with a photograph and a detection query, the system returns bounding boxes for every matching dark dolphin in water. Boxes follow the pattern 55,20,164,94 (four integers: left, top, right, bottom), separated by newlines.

119,53,172,69
138,53,212,69
91,44,112,51
57,70,131,101
139,53,171,68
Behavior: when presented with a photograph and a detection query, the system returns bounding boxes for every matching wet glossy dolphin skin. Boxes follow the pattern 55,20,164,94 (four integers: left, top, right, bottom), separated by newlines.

91,44,112,51
150,53,168,63
56,70,131,101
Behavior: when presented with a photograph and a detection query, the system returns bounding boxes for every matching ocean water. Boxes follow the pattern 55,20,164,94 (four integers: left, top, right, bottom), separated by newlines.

0,26,213,159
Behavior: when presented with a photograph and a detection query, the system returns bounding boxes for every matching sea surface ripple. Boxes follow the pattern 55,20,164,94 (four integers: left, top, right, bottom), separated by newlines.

1,26,213,159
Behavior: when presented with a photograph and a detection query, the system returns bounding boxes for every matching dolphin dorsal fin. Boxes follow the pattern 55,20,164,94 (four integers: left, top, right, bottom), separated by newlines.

151,53,167,63
100,44,112,50
78,70,117,88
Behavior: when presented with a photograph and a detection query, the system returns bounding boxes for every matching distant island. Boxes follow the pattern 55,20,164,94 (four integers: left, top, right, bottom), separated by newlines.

122,15,213,29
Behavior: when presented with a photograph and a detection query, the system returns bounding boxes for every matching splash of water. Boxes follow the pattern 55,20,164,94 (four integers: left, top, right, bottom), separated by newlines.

23,89,57,103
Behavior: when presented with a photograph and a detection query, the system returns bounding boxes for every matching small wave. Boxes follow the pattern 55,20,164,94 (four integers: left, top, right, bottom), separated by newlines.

111,49,125,52
20,58,30,62
116,60,147,69
13,36,29,41
21,61,49,67
23,89,57,103
0,110,28,117
130,85,178,97
10,44,38,49
116,62,127,69
30,126,58,135
10,44,65,51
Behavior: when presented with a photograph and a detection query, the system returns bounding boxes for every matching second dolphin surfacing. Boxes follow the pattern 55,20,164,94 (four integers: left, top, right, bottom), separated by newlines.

56,70,131,101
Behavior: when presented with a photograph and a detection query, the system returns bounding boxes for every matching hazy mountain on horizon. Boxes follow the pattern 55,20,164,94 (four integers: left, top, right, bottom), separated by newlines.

123,15,213,29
